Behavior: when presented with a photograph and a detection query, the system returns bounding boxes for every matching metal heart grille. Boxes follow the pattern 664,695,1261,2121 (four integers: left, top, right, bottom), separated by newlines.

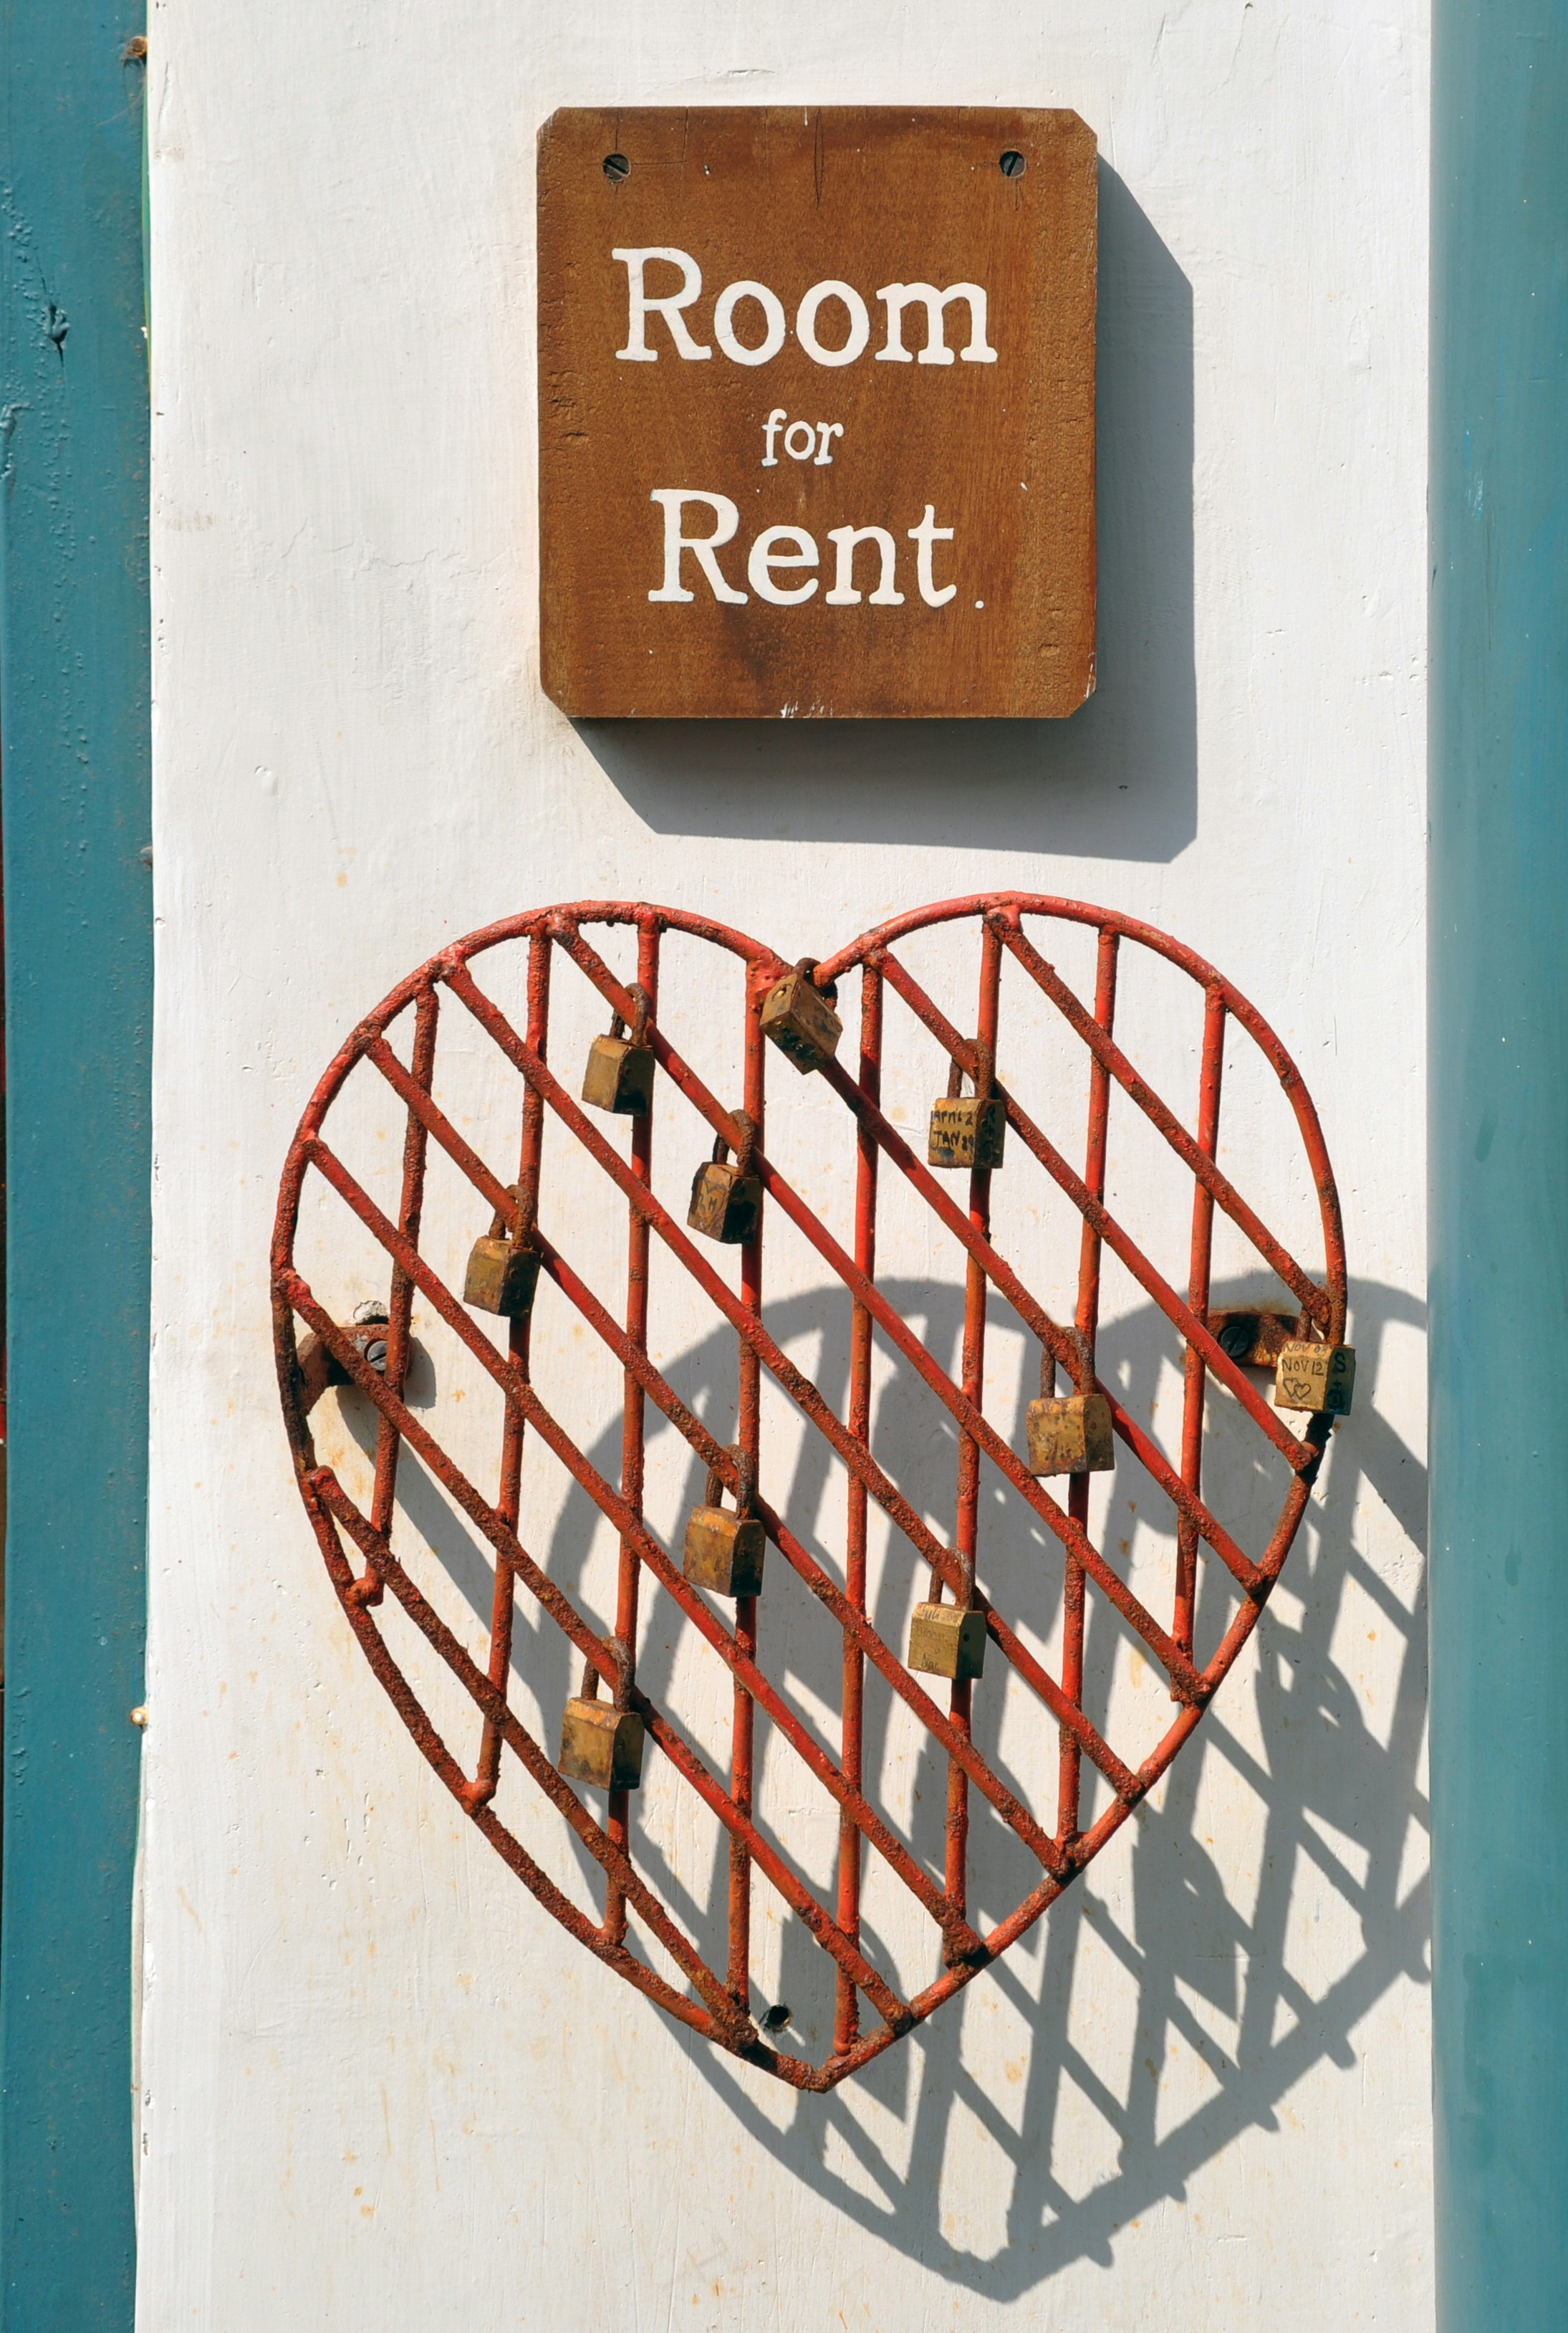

271,895,1347,2092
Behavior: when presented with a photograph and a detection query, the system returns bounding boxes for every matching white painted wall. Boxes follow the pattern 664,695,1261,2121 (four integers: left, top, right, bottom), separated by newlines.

140,2,1431,2325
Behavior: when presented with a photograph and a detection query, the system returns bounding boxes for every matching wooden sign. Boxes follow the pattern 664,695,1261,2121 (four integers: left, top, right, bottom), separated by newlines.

537,107,1097,719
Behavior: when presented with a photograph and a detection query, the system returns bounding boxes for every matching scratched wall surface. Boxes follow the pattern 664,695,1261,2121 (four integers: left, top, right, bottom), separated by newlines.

138,3,1431,2326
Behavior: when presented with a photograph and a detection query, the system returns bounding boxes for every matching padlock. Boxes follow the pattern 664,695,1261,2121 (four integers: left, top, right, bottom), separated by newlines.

462,1185,541,1318
1273,1340,1356,1417
1026,1391,1116,1477
761,959,843,1076
558,1697,645,1790
683,1450,765,1597
928,1043,1006,1171
688,1118,761,1246
582,985,655,1116
907,1599,988,1682
559,1643,645,1790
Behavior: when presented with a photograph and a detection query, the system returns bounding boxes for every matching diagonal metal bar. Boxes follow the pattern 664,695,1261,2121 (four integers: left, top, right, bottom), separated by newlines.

433,972,1180,1748
870,945,1315,1473
285,1273,918,2030
342,1028,1073,1861
359,1020,1145,1777
996,914,1332,1329
283,1173,976,1950
311,1500,744,2059
311,1465,751,2039
524,1226,1070,1881
812,1017,1274,1584
539,931,1272,1585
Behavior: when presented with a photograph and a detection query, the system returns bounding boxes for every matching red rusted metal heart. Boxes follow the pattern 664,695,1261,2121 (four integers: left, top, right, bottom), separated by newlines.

272,896,1346,2090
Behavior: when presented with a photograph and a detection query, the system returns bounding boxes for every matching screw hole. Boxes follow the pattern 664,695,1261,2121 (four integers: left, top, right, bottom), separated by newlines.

760,2002,792,2035
999,150,1026,178
602,153,630,183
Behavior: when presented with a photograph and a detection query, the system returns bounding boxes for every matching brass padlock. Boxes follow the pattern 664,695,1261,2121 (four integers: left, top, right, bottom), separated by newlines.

559,1644,644,1789
907,1599,988,1681
928,1043,1006,1171
761,959,843,1075
688,1117,761,1246
1026,1391,1116,1477
463,1185,540,1318
559,1697,645,1789
1273,1340,1356,1417
582,984,655,1116
683,1450,765,1597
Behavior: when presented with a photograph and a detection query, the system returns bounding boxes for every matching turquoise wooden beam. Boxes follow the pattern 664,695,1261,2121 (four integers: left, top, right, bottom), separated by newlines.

1430,4,1568,2325
0,5,150,2326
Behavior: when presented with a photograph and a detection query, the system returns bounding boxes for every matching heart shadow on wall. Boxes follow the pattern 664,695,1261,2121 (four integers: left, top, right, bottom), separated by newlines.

570,166,1196,863
337,1270,1425,2294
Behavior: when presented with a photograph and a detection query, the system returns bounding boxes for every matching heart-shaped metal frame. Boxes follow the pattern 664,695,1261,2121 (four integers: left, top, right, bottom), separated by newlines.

271,894,1347,2091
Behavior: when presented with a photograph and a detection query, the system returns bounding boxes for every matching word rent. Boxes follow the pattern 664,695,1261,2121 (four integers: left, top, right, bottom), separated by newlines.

650,494,956,608
613,248,997,368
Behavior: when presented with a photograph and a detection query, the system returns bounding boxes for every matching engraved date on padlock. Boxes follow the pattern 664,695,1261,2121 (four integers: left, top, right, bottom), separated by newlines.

907,1601,988,1682
688,1125,761,1246
463,1187,540,1318
1026,1391,1116,1477
683,1454,765,1597
1273,1341,1356,1416
582,990,655,1116
761,962,843,1076
558,1697,645,1791
928,1095,1007,1172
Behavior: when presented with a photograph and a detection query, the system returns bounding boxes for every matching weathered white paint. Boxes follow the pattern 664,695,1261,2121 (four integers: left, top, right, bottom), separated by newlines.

140,1,1431,2324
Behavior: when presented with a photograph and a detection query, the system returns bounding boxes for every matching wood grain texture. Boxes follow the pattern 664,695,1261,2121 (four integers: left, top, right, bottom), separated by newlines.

538,107,1096,717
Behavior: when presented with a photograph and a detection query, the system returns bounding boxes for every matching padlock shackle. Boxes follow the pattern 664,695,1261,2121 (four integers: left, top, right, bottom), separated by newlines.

486,1182,527,1244
793,956,839,1010
711,1108,756,1174
943,1036,996,1102
1041,1326,1095,1399
579,1630,633,1709
608,982,652,1048
703,1442,757,1518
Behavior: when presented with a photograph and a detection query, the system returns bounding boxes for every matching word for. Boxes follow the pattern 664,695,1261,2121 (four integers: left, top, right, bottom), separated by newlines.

614,249,997,369
648,491,958,608
761,411,843,466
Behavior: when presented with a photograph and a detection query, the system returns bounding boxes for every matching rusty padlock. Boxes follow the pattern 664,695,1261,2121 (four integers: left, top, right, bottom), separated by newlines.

462,1184,540,1318
1273,1338,1356,1417
558,1640,645,1791
907,1596,988,1682
928,1040,1006,1172
582,982,655,1116
683,1448,766,1597
688,1113,761,1246
1026,1345,1116,1477
761,959,843,1075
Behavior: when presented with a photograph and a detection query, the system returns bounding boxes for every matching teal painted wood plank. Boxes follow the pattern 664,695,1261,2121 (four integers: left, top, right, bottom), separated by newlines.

0,4,150,2325
1430,4,1568,2326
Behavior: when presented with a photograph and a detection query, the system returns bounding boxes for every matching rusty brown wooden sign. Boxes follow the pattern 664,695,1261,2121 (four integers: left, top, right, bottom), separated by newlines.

537,107,1097,719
